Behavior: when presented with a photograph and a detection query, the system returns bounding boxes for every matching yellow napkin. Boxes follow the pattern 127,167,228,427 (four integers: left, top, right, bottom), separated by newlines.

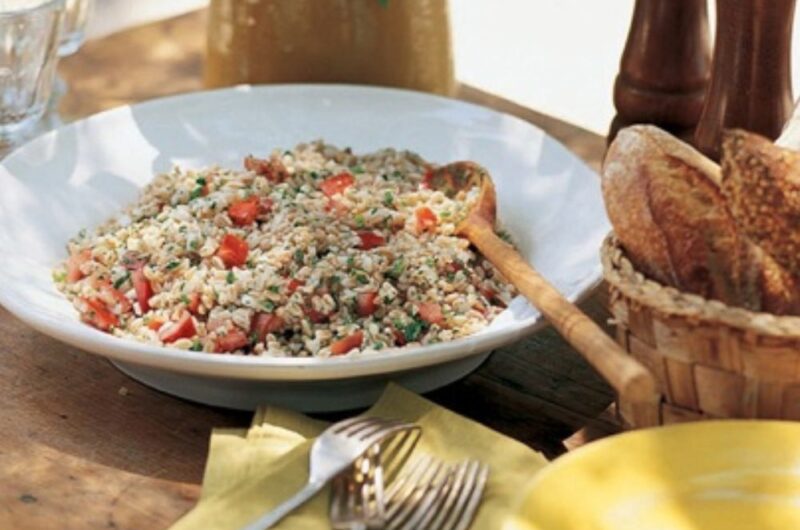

171,384,548,530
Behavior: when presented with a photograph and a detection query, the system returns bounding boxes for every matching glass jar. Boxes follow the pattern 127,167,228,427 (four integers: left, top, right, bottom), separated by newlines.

205,0,455,96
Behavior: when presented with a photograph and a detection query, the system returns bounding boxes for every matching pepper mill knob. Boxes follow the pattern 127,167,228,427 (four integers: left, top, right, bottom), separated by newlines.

609,0,711,144
694,0,796,161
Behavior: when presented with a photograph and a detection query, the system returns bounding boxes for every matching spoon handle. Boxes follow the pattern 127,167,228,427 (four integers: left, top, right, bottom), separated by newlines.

464,221,660,427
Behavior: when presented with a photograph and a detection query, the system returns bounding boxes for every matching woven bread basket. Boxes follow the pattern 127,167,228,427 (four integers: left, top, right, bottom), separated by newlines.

601,234,800,428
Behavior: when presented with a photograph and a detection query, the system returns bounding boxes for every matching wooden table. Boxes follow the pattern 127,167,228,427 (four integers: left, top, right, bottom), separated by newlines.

0,10,615,529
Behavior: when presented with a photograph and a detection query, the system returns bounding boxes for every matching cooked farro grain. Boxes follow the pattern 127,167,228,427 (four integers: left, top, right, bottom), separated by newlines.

54,141,517,357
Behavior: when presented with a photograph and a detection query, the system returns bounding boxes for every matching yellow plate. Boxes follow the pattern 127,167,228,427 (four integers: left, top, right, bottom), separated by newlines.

508,421,800,530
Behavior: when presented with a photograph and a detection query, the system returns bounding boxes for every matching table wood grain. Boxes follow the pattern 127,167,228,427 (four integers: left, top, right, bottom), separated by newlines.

0,10,615,529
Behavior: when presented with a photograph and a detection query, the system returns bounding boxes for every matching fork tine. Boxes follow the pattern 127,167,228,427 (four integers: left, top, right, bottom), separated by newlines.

331,416,373,434
385,455,439,524
427,461,470,530
451,462,488,530
384,454,430,504
439,461,487,530
395,465,454,530
381,427,422,483
354,418,406,441
386,459,449,530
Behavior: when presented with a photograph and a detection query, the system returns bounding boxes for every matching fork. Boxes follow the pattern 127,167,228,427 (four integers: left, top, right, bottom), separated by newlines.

330,426,422,529
333,452,489,530
239,417,416,530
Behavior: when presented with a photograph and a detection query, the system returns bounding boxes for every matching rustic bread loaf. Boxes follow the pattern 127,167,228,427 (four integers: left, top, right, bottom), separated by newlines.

721,129,800,277
602,125,798,312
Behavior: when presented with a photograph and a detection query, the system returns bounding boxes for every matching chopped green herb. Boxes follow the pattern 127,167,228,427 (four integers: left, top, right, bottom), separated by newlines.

226,271,235,284
283,149,293,157
52,271,67,283
383,295,393,304
166,260,180,270
373,342,385,350
383,191,394,207
440,211,451,218
346,256,356,268
294,249,305,264
268,285,280,293
180,293,190,304
403,317,427,342
370,207,378,215
355,272,369,285
189,186,204,201
112,272,130,289
387,257,406,279
426,257,436,268
195,177,206,186
498,229,513,243
189,341,203,352
391,170,402,179
330,274,342,285
189,239,200,250
249,332,259,344
446,272,456,282
309,171,319,180
354,214,366,228
246,259,255,269
262,300,275,311
351,165,365,174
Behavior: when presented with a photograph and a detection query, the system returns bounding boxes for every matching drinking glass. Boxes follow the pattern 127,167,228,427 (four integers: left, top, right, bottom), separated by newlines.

58,0,90,56
0,0,64,146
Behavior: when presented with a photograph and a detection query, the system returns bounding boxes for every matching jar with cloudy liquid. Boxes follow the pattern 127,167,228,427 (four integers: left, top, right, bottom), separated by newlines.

205,0,455,96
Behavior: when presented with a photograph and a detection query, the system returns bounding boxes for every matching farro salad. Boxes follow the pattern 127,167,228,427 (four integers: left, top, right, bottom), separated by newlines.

53,142,517,357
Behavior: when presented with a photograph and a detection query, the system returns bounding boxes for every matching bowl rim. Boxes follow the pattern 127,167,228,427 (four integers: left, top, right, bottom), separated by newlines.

0,83,604,381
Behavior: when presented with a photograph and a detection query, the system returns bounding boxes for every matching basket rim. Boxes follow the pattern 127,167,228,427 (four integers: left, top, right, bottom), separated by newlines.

601,233,800,338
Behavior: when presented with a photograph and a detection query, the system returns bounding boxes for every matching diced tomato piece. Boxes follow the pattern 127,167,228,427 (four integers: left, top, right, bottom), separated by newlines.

97,281,132,313
66,249,92,283
357,231,385,250
259,197,274,214
287,278,304,294
251,312,285,343
392,327,406,346
81,297,119,331
244,155,289,182
132,266,153,313
215,328,250,352
147,318,165,331
325,199,348,217
417,302,445,326
158,313,196,343
228,196,260,226
320,172,355,197
422,167,435,189
186,292,202,314
356,292,379,317
330,331,364,356
217,233,249,268
415,207,438,233
305,307,329,324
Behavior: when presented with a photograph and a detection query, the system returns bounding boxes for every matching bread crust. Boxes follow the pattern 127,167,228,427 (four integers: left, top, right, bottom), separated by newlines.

721,129,800,277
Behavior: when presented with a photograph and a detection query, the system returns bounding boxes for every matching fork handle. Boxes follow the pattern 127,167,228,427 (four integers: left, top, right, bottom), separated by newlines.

240,481,324,530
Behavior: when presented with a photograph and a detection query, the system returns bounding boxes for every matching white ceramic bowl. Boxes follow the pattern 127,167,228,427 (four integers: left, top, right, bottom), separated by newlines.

0,85,609,410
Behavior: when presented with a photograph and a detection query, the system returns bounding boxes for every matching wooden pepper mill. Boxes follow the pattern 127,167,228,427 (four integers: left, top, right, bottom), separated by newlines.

609,0,711,143
694,0,796,161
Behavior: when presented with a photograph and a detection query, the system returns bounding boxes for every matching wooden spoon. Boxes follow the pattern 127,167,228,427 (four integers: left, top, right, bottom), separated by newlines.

429,162,660,427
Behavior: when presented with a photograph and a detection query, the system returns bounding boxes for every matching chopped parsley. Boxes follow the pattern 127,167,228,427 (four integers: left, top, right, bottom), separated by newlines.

354,214,366,228
426,257,436,268
373,342,385,350
309,171,320,180
383,191,394,207
262,300,275,311
355,272,370,285
166,260,180,270
346,255,356,268
52,271,67,283
268,285,280,293
226,271,235,284
402,317,427,342
387,257,406,279
189,341,203,351
195,177,206,186
350,165,365,174
113,272,130,289
188,186,204,201
294,249,305,264
180,293,190,304
391,170,403,179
